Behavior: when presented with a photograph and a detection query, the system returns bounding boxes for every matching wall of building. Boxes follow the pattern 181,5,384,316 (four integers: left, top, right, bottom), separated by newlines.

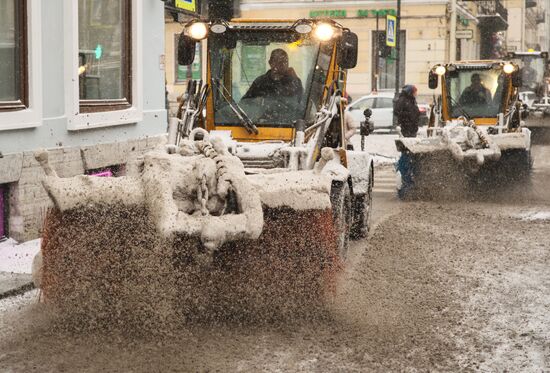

504,0,550,52
0,0,167,241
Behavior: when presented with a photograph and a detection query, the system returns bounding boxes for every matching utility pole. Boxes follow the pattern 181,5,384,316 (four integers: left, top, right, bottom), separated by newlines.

375,13,380,92
449,0,457,62
393,0,401,128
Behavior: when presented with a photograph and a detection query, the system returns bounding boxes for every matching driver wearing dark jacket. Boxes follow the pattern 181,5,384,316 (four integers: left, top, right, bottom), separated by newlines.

242,49,303,100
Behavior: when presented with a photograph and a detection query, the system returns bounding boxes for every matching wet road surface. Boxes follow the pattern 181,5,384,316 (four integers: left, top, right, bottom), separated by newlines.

0,145,549,372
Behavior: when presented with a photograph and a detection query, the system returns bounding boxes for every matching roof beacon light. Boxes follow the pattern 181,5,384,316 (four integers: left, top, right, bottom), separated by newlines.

314,23,335,41
295,22,313,34
503,63,515,74
188,21,208,40
435,65,446,76
210,23,227,34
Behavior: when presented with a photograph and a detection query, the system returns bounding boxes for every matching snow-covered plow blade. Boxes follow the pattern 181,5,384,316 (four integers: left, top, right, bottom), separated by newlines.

395,126,532,199
35,143,341,324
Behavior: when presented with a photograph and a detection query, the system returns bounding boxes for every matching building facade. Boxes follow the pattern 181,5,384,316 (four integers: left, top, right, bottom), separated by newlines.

168,0,550,103
237,0,485,99
0,0,167,242
505,0,550,52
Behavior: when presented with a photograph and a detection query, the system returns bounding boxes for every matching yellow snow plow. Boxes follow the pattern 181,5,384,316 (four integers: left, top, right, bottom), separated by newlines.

395,61,531,199
35,19,374,323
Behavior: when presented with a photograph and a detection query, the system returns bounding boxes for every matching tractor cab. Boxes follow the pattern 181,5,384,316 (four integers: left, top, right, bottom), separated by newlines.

506,52,550,129
506,51,549,95
428,61,521,127
178,19,358,142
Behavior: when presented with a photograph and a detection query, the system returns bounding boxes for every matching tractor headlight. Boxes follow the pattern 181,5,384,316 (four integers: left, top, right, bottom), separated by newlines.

503,63,515,74
187,21,208,40
314,23,335,41
435,65,446,76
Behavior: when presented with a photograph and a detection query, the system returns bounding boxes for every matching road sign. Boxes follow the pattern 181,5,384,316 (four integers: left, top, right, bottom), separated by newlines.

455,29,473,39
175,0,196,12
386,15,396,47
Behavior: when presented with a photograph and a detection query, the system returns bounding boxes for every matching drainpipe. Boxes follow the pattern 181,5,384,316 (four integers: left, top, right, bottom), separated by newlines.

449,0,457,62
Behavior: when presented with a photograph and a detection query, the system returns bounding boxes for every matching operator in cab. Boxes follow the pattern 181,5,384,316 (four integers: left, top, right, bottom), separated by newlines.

242,49,303,100
459,73,492,106
521,59,538,91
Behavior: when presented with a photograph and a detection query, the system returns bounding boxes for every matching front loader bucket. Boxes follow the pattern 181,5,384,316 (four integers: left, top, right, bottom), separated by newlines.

35,145,343,326
175,206,341,322
395,129,532,200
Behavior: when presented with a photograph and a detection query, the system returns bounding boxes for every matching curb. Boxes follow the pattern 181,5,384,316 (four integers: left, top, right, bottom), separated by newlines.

0,282,35,301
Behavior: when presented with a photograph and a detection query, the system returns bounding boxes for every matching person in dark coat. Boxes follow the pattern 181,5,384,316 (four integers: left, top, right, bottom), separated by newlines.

459,73,491,106
242,49,303,100
395,84,420,137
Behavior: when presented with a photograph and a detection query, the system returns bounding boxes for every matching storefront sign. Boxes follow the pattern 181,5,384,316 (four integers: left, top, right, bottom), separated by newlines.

357,9,397,18
455,29,473,39
309,10,347,18
309,9,396,19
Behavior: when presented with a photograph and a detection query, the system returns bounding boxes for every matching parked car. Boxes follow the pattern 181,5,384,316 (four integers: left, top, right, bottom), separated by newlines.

346,91,429,132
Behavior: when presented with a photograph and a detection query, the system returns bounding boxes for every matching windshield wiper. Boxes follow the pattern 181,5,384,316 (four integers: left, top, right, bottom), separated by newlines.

448,95,472,120
211,78,258,135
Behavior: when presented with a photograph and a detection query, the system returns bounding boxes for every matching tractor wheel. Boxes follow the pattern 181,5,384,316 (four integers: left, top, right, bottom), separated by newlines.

330,181,351,260
350,168,373,239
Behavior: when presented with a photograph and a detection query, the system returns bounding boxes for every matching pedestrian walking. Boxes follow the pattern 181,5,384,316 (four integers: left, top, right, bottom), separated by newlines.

395,84,420,138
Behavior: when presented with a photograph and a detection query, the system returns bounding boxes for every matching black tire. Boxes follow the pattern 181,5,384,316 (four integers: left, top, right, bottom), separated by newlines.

330,181,351,260
350,168,373,239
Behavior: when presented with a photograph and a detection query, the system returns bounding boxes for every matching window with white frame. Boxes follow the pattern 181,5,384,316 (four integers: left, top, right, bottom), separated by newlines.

0,0,28,111
78,0,132,113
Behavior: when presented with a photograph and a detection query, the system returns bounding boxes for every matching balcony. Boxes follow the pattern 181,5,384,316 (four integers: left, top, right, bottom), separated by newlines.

476,0,508,31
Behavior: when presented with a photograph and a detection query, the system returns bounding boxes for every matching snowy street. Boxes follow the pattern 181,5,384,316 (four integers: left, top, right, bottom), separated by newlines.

0,136,549,372
3,0,550,370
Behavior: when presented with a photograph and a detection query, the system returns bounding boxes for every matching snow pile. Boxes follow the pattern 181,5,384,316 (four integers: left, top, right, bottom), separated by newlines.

349,134,399,165
0,238,41,274
516,210,550,221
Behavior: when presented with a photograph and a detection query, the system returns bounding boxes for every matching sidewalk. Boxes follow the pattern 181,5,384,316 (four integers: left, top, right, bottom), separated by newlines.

0,238,41,299
349,133,399,165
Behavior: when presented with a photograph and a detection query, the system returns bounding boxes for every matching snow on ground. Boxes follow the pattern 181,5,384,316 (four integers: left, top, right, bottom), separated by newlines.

0,289,38,314
515,210,550,221
349,133,399,165
0,238,41,274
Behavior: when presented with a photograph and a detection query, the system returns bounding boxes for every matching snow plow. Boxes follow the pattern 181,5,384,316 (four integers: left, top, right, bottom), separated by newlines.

396,61,531,199
34,19,374,323
506,51,550,133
